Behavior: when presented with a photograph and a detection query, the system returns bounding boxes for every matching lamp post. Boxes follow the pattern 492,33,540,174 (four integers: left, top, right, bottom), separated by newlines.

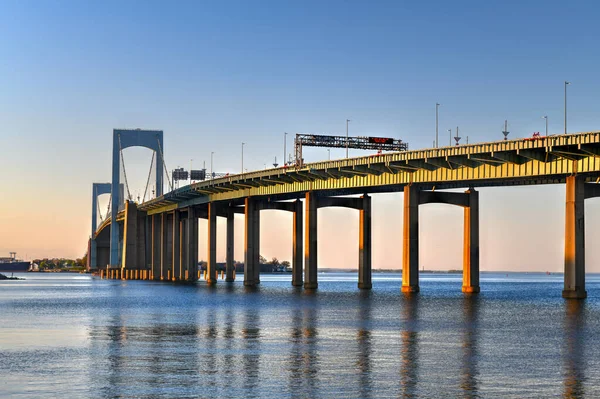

284,132,287,166
435,103,440,148
211,151,214,181
565,81,570,134
327,149,330,160
543,116,548,136
346,119,351,158
241,143,245,174
448,129,452,146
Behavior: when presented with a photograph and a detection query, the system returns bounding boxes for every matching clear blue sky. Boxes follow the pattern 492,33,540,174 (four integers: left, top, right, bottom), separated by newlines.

2,0,600,271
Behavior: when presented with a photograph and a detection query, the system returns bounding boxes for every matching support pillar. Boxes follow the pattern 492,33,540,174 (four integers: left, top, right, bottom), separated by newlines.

160,213,169,280
254,203,261,285
304,192,318,289
244,198,258,286
207,202,218,285
358,195,372,289
122,200,138,270
151,214,161,280
462,189,480,294
402,185,419,293
172,211,181,281
563,175,587,299
188,208,198,282
226,208,235,282
180,217,187,280
144,213,152,273
292,199,303,287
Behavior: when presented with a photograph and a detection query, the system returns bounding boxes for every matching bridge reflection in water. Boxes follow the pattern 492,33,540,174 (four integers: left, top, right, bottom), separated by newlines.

81,278,599,398
563,300,587,398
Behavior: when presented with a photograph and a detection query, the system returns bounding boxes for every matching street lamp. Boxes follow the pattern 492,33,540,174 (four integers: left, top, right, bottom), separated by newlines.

346,119,351,158
565,81,570,134
435,103,440,148
542,116,548,136
241,143,245,174
284,132,288,166
448,129,452,146
327,148,330,160
211,151,214,181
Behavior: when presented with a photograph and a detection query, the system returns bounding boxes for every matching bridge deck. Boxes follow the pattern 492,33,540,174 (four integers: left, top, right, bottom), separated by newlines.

96,131,600,232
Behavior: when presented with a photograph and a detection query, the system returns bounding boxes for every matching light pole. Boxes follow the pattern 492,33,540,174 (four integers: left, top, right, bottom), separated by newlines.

190,159,193,182
284,132,287,166
448,129,452,146
241,142,245,173
435,103,440,148
565,81,570,134
327,148,330,160
211,151,214,181
346,119,351,158
543,116,548,136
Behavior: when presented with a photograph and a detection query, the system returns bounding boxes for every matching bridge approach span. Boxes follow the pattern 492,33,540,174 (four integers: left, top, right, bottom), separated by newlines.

95,131,600,299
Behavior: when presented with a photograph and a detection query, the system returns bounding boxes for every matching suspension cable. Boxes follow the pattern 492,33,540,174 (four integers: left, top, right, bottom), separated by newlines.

156,137,173,192
118,134,133,201
105,193,111,221
95,186,104,223
143,152,155,202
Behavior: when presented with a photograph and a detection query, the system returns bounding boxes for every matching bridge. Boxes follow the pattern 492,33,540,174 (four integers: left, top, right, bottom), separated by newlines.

90,129,600,299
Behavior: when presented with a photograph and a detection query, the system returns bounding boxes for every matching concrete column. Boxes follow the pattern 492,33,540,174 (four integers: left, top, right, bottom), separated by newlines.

122,201,138,269
292,199,303,287
402,185,420,293
253,204,261,285
305,192,318,289
462,189,480,294
160,213,169,280
244,198,257,286
358,195,372,289
144,213,151,272
226,208,235,282
151,214,161,280
207,202,218,285
172,211,181,281
187,208,198,281
180,218,187,280
136,210,147,271
563,175,587,299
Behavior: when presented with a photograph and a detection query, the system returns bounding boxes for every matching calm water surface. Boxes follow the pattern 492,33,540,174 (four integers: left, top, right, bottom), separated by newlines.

1,272,599,398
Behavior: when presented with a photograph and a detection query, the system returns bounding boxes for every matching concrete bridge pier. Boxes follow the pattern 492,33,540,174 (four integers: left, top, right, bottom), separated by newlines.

187,208,199,282
292,199,303,287
462,189,480,294
180,216,187,280
161,213,173,280
358,195,372,289
207,202,218,285
402,185,480,294
254,198,304,286
151,214,161,280
244,198,260,286
225,207,235,282
402,185,420,293
172,210,181,281
121,201,148,277
304,192,318,290
563,176,587,299
304,192,371,290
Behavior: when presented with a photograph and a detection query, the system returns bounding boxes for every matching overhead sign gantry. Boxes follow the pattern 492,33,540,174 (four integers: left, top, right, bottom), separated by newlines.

294,133,408,167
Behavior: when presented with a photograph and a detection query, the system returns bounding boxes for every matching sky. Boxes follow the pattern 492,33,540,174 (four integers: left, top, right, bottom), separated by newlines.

2,0,600,271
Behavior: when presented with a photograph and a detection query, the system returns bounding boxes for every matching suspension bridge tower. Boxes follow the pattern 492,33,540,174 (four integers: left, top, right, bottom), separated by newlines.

109,129,165,268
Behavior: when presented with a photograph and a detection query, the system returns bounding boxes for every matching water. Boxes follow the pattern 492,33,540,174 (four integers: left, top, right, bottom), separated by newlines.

1,272,599,398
